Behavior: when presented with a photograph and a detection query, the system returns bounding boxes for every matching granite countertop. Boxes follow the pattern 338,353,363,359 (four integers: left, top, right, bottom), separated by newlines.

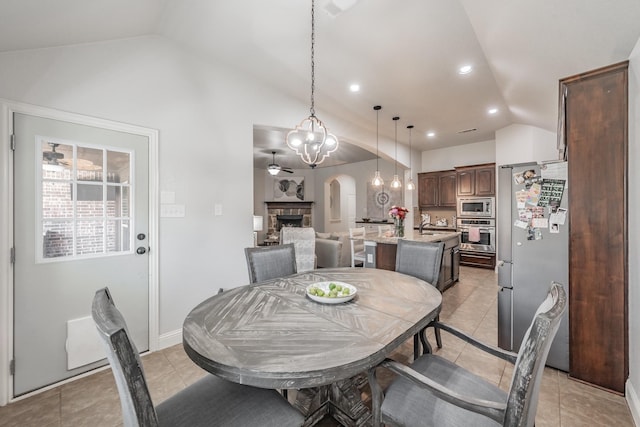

413,225,458,231
364,229,460,245
356,220,392,224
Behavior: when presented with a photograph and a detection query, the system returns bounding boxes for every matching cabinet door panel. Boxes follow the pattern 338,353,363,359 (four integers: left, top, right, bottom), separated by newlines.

439,173,457,207
475,167,495,196
456,170,475,196
418,173,439,207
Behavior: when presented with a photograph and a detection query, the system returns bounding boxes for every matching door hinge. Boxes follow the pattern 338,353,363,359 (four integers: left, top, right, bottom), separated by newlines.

10,134,15,151
9,359,14,376
10,247,15,264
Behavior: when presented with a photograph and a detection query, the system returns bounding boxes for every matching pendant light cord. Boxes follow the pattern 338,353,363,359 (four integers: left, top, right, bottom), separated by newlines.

310,0,316,118
393,117,399,174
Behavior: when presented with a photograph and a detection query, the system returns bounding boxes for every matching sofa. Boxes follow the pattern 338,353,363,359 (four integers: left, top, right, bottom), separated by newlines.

315,232,352,268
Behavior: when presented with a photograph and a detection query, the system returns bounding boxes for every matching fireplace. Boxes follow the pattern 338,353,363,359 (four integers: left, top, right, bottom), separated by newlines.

265,202,314,237
276,215,303,230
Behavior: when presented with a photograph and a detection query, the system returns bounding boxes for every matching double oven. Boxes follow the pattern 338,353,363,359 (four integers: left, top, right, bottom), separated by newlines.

457,197,496,254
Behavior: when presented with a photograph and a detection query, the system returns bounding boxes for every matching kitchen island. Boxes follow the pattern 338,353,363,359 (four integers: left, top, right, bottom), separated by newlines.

363,228,460,292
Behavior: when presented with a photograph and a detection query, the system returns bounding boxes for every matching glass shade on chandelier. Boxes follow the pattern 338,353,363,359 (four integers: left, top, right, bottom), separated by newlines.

390,116,402,189
286,0,338,168
371,105,383,186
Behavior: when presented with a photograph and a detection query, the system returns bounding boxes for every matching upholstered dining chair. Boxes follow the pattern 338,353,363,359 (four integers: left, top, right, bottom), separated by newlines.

368,282,567,427
92,287,304,427
280,227,316,272
395,239,445,358
349,227,366,267
244,243,297,283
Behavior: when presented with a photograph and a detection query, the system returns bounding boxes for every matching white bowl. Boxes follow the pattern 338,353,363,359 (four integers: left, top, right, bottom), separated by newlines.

306,281,357,304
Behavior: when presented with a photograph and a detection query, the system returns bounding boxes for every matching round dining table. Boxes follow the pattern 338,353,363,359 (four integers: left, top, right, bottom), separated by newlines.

183,267,442,426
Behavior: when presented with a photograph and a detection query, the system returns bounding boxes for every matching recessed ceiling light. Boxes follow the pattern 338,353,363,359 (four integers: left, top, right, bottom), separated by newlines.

427,131,436,138
349,83,360,92
458,65,472,75
488,108,498,115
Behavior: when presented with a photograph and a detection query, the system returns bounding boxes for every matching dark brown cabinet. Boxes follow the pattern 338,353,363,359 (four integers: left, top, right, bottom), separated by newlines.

456,164,495,197
561,61,628,393
418,170,456,208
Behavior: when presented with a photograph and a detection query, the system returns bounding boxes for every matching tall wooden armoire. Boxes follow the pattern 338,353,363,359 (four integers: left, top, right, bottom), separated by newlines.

560,61,628,393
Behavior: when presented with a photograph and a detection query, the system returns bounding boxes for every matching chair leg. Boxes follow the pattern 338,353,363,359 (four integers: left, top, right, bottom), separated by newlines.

367,367,383,427
433,315,443,349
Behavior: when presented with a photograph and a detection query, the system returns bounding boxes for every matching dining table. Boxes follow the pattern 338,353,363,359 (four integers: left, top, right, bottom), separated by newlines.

182,267,442,427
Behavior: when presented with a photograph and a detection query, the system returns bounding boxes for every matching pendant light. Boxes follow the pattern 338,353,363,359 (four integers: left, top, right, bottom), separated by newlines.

286,0,338,168
371,105,384,186
406,125,416,190
390,116,402,189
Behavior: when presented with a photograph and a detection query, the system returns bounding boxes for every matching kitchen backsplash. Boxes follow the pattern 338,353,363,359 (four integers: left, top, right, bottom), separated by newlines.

414,207,457,228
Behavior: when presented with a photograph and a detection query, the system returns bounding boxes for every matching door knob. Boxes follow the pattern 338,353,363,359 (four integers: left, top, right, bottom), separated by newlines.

136,247,147,255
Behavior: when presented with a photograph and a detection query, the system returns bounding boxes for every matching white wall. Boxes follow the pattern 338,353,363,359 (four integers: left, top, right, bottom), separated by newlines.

495,124,559,165
627,38,640,426
421,139,496,172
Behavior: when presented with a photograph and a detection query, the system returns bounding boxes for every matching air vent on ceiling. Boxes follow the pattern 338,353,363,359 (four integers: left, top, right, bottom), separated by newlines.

457,128,477,134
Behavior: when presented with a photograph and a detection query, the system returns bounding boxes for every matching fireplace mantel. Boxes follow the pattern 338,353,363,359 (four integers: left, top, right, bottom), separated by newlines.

265,201,314,209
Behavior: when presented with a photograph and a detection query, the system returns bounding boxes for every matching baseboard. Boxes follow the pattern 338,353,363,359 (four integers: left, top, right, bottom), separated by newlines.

158,328,182,350
627,380,640,426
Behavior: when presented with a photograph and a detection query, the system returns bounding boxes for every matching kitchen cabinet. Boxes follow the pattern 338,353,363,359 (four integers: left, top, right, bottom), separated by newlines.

561,61,628,393
439,237,460,291
418,170,456,208
456,164,495,197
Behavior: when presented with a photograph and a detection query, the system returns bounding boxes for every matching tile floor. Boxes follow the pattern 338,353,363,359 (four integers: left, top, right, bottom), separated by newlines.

0,266,635,426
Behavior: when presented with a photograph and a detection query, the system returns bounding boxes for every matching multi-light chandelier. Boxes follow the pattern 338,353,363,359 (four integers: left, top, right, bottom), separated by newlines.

286,0,338,168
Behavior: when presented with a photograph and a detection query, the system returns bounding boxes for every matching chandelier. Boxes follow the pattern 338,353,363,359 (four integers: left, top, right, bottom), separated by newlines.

286,0,338,168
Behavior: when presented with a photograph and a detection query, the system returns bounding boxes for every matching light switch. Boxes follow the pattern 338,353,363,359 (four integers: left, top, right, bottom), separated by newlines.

214,204,223,216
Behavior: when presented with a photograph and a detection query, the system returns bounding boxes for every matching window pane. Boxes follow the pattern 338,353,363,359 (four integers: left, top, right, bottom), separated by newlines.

41,141,72,179
107,219,131,253
43,221,73,258
76,184,104,218
42,181,73,219
77,147,104,182
76,220,104,255
107,185,130,218
107,151,130,183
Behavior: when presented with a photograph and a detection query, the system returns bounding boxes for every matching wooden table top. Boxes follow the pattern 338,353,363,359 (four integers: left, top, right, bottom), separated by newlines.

183,267,441,389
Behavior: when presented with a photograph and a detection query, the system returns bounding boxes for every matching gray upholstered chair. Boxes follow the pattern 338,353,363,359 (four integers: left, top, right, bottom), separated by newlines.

349,227,366,267
92,287,304,427
244,243,297,283
368,282,567,427
280,227,316,272
395,239,445,358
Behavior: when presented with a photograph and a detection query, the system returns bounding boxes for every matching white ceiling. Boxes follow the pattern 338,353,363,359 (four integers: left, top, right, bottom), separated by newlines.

1,0,639,170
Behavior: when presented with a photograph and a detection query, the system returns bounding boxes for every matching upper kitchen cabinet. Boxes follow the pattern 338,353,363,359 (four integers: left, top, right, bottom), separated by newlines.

456,164,496,197
418,170,456,208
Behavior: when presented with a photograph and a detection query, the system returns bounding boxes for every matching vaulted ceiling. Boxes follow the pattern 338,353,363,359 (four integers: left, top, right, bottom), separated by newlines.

1,0,639,169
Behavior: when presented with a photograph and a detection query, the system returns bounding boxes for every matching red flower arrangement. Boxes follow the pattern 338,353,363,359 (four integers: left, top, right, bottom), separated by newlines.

388,206,409,220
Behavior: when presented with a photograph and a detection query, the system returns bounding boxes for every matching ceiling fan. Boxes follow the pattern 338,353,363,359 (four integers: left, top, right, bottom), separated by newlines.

267,151,293,175
42,142,64,165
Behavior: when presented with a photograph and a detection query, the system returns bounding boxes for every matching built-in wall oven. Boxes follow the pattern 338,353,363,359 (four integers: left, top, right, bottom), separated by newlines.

457,218,495,253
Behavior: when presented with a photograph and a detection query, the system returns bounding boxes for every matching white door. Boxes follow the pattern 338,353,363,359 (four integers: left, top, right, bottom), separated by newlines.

13,113,150,396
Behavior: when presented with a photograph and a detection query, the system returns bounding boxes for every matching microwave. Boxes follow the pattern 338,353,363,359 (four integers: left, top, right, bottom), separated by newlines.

457,197,495,218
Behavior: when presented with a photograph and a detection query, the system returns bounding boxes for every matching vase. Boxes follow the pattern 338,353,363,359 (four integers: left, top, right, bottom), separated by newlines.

394,218,405,237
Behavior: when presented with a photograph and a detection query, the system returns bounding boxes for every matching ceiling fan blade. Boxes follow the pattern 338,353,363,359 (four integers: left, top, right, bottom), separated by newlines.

281,168,294,173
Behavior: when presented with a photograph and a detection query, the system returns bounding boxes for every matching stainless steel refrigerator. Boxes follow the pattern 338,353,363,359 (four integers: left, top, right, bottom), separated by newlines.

497,161,569,371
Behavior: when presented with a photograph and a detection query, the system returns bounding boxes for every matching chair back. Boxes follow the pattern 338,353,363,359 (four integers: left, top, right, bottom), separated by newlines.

92,288,159,427
395,240,444,286
280,227,316,272
244,243,297,283
504,282,567,427
349,227,366,266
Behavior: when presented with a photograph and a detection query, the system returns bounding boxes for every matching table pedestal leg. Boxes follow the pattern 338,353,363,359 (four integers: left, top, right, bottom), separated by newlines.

294,374,372,427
